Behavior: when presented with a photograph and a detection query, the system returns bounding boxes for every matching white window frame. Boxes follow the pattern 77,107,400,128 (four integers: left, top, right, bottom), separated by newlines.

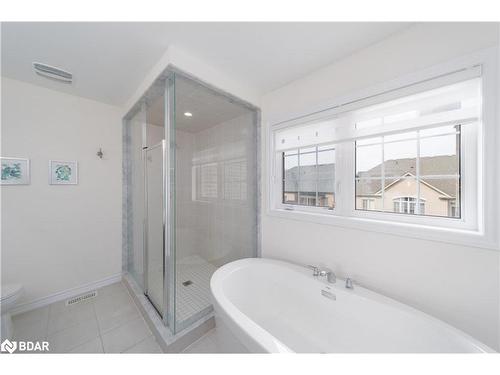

277,145,336,213
267,48,498,250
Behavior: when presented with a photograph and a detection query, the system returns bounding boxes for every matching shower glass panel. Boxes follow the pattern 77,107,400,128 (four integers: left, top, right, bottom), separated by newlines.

126,105,146,288
172,74,258,332
125,70,258,336
144,141,165,314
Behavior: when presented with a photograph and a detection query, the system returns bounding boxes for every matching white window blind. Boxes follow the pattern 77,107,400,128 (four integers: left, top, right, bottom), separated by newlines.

274,67,481,152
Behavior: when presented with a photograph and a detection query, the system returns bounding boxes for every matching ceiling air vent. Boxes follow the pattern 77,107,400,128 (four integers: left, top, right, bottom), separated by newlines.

33,62,73,84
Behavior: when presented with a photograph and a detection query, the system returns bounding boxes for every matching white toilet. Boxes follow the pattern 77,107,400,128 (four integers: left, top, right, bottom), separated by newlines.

1,284,24,341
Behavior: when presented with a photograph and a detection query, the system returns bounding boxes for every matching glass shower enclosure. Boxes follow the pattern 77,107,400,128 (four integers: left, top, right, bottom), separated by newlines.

124,69,259,334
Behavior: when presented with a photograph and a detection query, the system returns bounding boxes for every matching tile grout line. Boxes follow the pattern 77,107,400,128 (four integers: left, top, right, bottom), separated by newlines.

56,301,101,353
51,283,125,353
119,334,154,354
181,329,215,353
46,302,96,338
97,282,151,353
94,281,144,353
91,297,106,354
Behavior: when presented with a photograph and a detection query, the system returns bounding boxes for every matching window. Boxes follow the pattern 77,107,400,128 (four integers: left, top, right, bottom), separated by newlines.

192,163,218,200
282,146,335,209
361,198,375,210
448,200,459,218
223,160,247,201
271,60,486,240
392,197,425,215
355,125,460,218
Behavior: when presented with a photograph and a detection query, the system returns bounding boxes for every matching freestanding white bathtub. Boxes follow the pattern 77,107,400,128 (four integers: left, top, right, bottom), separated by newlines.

210,258,493,353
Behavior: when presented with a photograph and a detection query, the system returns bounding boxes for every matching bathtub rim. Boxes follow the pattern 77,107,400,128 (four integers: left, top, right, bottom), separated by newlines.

210,257,495,353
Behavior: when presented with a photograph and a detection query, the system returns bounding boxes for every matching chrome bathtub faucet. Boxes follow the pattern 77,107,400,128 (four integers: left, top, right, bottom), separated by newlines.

307,265,336,284
306,265,320,276
319,268,336,284
345,277,354,289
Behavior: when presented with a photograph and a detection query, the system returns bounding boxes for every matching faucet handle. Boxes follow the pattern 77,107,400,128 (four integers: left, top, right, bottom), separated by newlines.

306,265,320,276
318,268,332,277
345,277,355,289
320,268,336,284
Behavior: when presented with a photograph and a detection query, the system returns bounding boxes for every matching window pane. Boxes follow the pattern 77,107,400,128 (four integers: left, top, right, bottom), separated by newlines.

283,147,335,208
384,131,417,142
355,178,381,211
318,149,335,165
283,152,298,204
383,139,417,178
356,143,382,177
420,133,460,177
420,125,459,138
318,144,335,152
383,177,418,214
300,147,317,154
200,163,218,198
420,177,460,218
298,151,316,196
356,137,382,146
317,149,335,208
223,160,247,201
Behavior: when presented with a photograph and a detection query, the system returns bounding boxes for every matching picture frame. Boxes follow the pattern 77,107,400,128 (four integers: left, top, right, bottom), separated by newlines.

49,160,78,185
0,157,30,185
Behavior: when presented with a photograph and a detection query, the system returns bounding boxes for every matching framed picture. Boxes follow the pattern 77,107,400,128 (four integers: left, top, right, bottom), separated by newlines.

1,157,30,185
49,160,78,185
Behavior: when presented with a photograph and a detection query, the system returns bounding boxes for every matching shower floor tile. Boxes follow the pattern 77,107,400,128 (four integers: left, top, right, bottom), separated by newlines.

176,255,218,324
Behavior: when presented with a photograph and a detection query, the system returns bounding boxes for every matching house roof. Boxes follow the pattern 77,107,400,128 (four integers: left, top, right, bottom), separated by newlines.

285,155,458,198
356,155,459,198
284,164,335,193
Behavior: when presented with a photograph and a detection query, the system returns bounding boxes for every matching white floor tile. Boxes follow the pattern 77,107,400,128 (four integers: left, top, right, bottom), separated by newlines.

47,300,95,334
96,282,127,298
183,331,218,353
94,289,140,333
70,337,104,353
124,336,163,353
101,317,152,353
12,306,49,341
47,317,100,353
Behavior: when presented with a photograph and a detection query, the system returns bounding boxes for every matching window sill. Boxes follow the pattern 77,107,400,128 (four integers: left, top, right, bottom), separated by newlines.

266,208,498,251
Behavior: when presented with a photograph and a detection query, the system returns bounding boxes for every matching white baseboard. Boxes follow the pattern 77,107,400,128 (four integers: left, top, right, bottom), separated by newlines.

11,273,123,315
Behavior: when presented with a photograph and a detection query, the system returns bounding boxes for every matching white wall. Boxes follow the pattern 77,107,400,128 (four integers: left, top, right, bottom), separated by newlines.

1,77,123,309
123,45,260,117
261,23,500,350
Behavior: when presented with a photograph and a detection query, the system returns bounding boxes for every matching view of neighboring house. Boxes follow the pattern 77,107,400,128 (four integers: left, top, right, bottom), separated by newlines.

356,155,459,217
283,164,336,208
284,155,459,217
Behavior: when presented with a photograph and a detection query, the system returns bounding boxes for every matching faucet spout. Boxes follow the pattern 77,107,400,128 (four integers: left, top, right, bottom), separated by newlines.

306,265,336,284
319,268,336,284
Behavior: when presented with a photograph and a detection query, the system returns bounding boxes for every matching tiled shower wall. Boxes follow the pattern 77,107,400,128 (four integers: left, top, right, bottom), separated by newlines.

176,112,258,267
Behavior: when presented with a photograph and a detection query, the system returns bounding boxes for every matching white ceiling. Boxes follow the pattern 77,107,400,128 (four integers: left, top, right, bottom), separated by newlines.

147,74,253,133
1,22,412,107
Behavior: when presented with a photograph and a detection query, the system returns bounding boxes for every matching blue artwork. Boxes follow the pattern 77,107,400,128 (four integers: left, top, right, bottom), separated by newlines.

2,162,22,181
0,158,30,185
55,164,72,181
50,160,78,185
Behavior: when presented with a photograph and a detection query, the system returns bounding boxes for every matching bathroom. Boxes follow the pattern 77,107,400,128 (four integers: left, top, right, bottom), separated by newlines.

1,9,500,375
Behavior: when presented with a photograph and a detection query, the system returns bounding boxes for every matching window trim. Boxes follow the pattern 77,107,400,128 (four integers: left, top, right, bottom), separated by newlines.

280,145,336,211
267,48,498,251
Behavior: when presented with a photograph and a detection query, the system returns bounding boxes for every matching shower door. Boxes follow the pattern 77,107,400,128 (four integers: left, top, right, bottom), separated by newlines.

144,140,166,316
